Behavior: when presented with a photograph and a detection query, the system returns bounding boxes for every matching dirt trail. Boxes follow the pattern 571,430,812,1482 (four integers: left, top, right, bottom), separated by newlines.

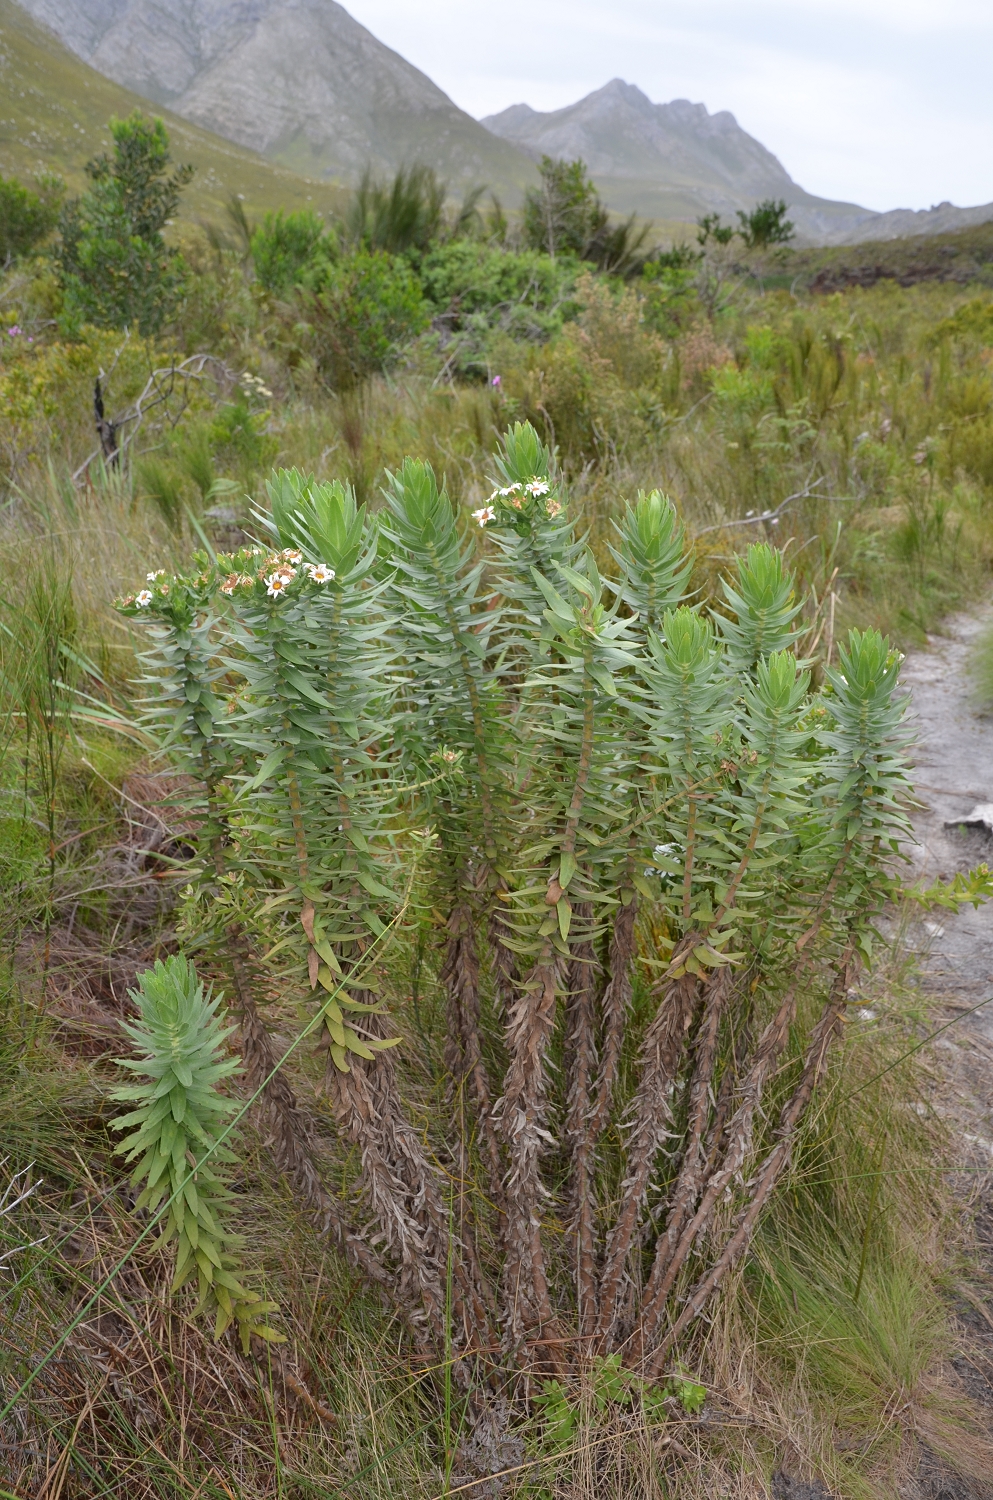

901,603,993,1026
898,603,993,1500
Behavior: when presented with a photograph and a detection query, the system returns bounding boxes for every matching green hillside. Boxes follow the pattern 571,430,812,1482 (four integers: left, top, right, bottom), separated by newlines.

0,0,346,224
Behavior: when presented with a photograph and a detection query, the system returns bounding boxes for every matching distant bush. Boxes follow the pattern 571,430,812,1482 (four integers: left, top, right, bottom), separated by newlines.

522,155,652,277
499,276,666,460
250,208,332,293
57,111,193,334
0,171,63,263
736,198,795,249
640,245,700,335
523,156,604,259
415,240,578,374
296,249,429,390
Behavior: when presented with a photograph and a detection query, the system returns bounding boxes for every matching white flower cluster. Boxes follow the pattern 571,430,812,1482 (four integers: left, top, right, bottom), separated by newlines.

476,477,558,525
134,570,170,606
240,370,273,400
263,548,335,598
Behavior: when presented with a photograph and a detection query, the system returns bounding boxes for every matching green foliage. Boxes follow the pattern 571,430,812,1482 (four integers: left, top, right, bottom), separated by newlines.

522,156,606,259
416,240,578,369
696,212,735,247
536,1358,707,1453
715,542,806,675
250,207,332,293
120,430,911,1368
736,198,795,249
297,249,429,390
56,111,193,333
0,171,63,262
110,955,282,1350
209,392,277,477
904,862,993,912
520,158,651,278
135,456,184,532
347,165,451,256
930,296,993,346
609,488,693,636
640,246,700,334
586,212,654,280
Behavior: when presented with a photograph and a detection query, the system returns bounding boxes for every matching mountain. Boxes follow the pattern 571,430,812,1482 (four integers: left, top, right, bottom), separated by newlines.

12,0,538,198
11,1,990,246
831,200,993,245
0,0,346,220
482,80,993,245
482,80,871,241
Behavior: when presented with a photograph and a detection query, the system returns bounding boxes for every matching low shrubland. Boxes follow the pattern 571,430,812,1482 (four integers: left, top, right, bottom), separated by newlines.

1,112,993,1499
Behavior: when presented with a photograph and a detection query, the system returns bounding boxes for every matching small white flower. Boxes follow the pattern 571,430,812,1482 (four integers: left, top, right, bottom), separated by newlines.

306,562,336,583
499,484,523,497
135,589,153,607
653,843,676,858
281,548,303,564
525,478,550,496
265,571,293,598
472,505,496,527
146,569,165,581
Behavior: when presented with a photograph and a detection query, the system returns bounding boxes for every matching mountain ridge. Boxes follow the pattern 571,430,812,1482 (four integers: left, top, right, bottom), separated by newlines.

9,3,993,245
483,80,871,241
481,78,993,245
14,0,539,197
0,0,345,221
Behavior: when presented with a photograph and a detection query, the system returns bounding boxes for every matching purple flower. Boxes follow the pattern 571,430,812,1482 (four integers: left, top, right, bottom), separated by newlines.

7,326,21,338
491,374,501,387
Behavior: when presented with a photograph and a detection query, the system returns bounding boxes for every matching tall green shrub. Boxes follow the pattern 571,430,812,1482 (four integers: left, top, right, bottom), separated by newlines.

0,171,63,262
119,421,912,1385
296,250,428,390
57,111,193,333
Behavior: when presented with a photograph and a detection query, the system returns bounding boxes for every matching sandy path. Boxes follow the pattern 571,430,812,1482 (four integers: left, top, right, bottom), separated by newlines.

900,603,993,1029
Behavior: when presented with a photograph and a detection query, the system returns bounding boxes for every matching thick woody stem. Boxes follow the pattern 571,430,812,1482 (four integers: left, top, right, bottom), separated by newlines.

595,940,701,1348
487,906,518,1020
632,856,854,1333
327,1006,494,1355
634,967,731,1342
199,768,377,1273
588,895,639,1140
236,978,389,1287
701,986,754,1178
640,951,855,1375
442,903,503,1205
563,910,600,1339
499,955,562,1345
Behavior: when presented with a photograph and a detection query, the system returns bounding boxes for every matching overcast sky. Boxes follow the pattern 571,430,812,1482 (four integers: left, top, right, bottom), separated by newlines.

343,0,993,212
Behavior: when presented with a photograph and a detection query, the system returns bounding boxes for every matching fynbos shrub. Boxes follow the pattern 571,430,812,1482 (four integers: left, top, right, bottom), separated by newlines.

118,420,911,1392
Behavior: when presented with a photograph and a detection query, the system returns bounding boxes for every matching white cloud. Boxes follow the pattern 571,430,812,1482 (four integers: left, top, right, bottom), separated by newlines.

343,0,993,210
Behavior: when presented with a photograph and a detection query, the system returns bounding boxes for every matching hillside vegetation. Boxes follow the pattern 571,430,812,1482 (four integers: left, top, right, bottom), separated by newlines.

2,113,993,1500
0,0,344,219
